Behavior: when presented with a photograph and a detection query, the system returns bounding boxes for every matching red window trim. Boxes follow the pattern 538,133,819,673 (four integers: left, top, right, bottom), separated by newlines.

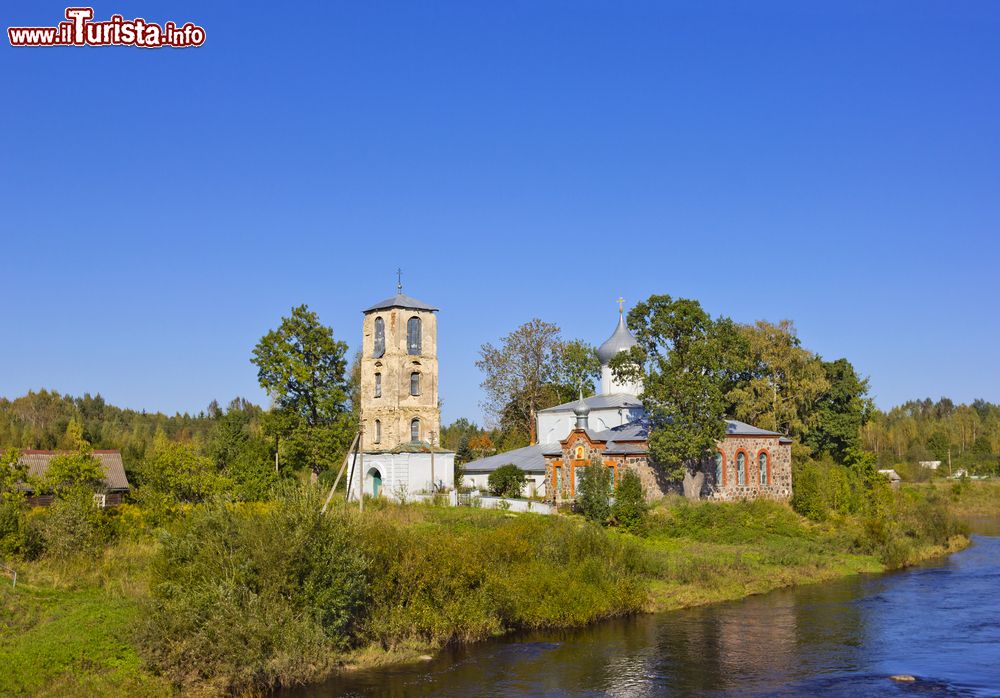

756,448,772,486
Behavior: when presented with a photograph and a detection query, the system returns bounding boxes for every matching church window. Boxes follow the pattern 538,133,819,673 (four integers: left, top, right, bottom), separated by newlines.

410,418,420,442
407,316,422,355
410,372,420,396
373,317,385,357
607,465,616,493
758,451,769,485
715,451,724,486
374,372,381,398
555,466,563,493
736,451,746,485
374,419,381,444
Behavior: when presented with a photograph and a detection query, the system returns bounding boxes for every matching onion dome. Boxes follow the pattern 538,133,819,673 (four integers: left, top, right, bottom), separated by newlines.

597,313,638,364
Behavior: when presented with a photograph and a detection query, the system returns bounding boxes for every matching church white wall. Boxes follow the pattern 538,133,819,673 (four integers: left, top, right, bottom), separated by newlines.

464,471,546,498
353,451,455,501
536,406,643,443
537,413,572,444
600,365,642,397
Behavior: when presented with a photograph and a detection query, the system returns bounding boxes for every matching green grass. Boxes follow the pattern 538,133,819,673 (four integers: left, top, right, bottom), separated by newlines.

0,488,988,695
0,585,169,697
911,480,1000,517
634,496,962,612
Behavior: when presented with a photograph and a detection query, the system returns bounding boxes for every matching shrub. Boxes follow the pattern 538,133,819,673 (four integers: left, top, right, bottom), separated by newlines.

0,448,27,558
0,499,26,558
356,507,647,648
139,487,368,692
577,460,610,524
42,450,104,496
488,464,526,498
29,486,108,560
612,469,647,534
137,433,227,505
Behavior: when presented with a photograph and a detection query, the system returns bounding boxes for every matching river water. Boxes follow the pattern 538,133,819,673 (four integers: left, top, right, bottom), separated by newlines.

293,519,1000,697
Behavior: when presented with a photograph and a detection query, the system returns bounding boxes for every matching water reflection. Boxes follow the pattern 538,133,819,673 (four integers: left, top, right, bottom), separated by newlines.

286,525,1000,697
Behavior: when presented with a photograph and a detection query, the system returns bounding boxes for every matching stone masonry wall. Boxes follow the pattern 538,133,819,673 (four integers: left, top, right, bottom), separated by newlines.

359,307,440,450
709,435,792,501
543,432,792,502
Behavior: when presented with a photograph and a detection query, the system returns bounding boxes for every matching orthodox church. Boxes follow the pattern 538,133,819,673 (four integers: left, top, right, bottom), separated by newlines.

349,283,455,501
464,304,793,502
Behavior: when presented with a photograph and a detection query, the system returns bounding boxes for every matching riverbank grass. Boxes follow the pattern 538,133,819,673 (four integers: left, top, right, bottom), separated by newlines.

637,496,967,612
0,542,170,696
0,481,993,695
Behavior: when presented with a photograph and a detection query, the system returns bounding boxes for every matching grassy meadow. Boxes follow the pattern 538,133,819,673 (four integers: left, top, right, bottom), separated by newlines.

0,481,991,696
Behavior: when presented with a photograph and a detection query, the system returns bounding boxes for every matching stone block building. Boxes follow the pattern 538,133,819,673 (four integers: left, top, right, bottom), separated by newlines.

352,282,455,500
542,407,793,503
464,303,793,503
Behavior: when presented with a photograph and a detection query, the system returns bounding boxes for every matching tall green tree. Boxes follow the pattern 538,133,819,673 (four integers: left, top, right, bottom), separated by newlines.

726,320,829,441
611,469,647,534
803,358,871,461
209,398,276,501
577,457,611,524
555,339,602,402
251,305,352,473
477,319,563,444
613,295,735,485
138,430,225,504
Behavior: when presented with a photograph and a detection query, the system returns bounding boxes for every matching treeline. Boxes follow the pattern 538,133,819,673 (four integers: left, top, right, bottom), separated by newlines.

864,398,1000,477
0,389,217,462
0,391,278,492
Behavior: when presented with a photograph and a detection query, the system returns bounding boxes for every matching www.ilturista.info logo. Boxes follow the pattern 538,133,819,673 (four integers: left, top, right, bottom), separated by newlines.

8,7,205,48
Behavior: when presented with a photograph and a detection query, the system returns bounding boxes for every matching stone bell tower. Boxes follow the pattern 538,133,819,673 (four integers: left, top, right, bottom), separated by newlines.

360,277,440,451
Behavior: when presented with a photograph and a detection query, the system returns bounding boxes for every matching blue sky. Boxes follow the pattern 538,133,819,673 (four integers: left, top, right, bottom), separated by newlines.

2,1,998,425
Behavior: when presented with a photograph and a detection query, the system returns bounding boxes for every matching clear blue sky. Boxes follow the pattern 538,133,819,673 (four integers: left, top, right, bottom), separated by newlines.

3,1,998,425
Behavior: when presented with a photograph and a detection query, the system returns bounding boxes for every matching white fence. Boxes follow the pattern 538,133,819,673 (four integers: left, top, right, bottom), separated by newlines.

389,490,554,515
474,496,554,515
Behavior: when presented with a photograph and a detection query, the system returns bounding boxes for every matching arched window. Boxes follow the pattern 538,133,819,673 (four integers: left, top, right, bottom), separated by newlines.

737,451,746,485
759,451,769,485
410,372,420,396
407,316,421,355
374,419,381,444
410,418,420,443
374,372,382,398
715,451,725,486
373,317,385,357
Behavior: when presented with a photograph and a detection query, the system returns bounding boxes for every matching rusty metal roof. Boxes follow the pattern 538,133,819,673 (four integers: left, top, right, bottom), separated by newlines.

18,450,130,491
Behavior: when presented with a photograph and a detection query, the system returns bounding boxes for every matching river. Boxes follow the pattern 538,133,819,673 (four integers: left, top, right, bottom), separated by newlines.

291,519,1000,697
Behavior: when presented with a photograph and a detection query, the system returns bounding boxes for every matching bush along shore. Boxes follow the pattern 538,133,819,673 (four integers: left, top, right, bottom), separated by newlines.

0,482,990,695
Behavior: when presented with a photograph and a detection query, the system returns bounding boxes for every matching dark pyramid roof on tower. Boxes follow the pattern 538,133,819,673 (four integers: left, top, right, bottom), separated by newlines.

363,293,438,313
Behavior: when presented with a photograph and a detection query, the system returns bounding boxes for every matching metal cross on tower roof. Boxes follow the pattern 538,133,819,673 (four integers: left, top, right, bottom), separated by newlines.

396,268,403,293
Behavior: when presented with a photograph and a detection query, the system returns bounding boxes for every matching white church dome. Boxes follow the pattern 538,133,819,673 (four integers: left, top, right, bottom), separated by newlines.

597,313,638,364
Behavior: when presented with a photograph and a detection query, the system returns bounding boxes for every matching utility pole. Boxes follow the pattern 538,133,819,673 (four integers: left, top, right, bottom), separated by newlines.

430,430,436,493
358,422,365,512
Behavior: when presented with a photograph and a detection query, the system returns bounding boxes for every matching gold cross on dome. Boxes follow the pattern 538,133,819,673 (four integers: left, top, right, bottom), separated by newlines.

617,296,625,314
